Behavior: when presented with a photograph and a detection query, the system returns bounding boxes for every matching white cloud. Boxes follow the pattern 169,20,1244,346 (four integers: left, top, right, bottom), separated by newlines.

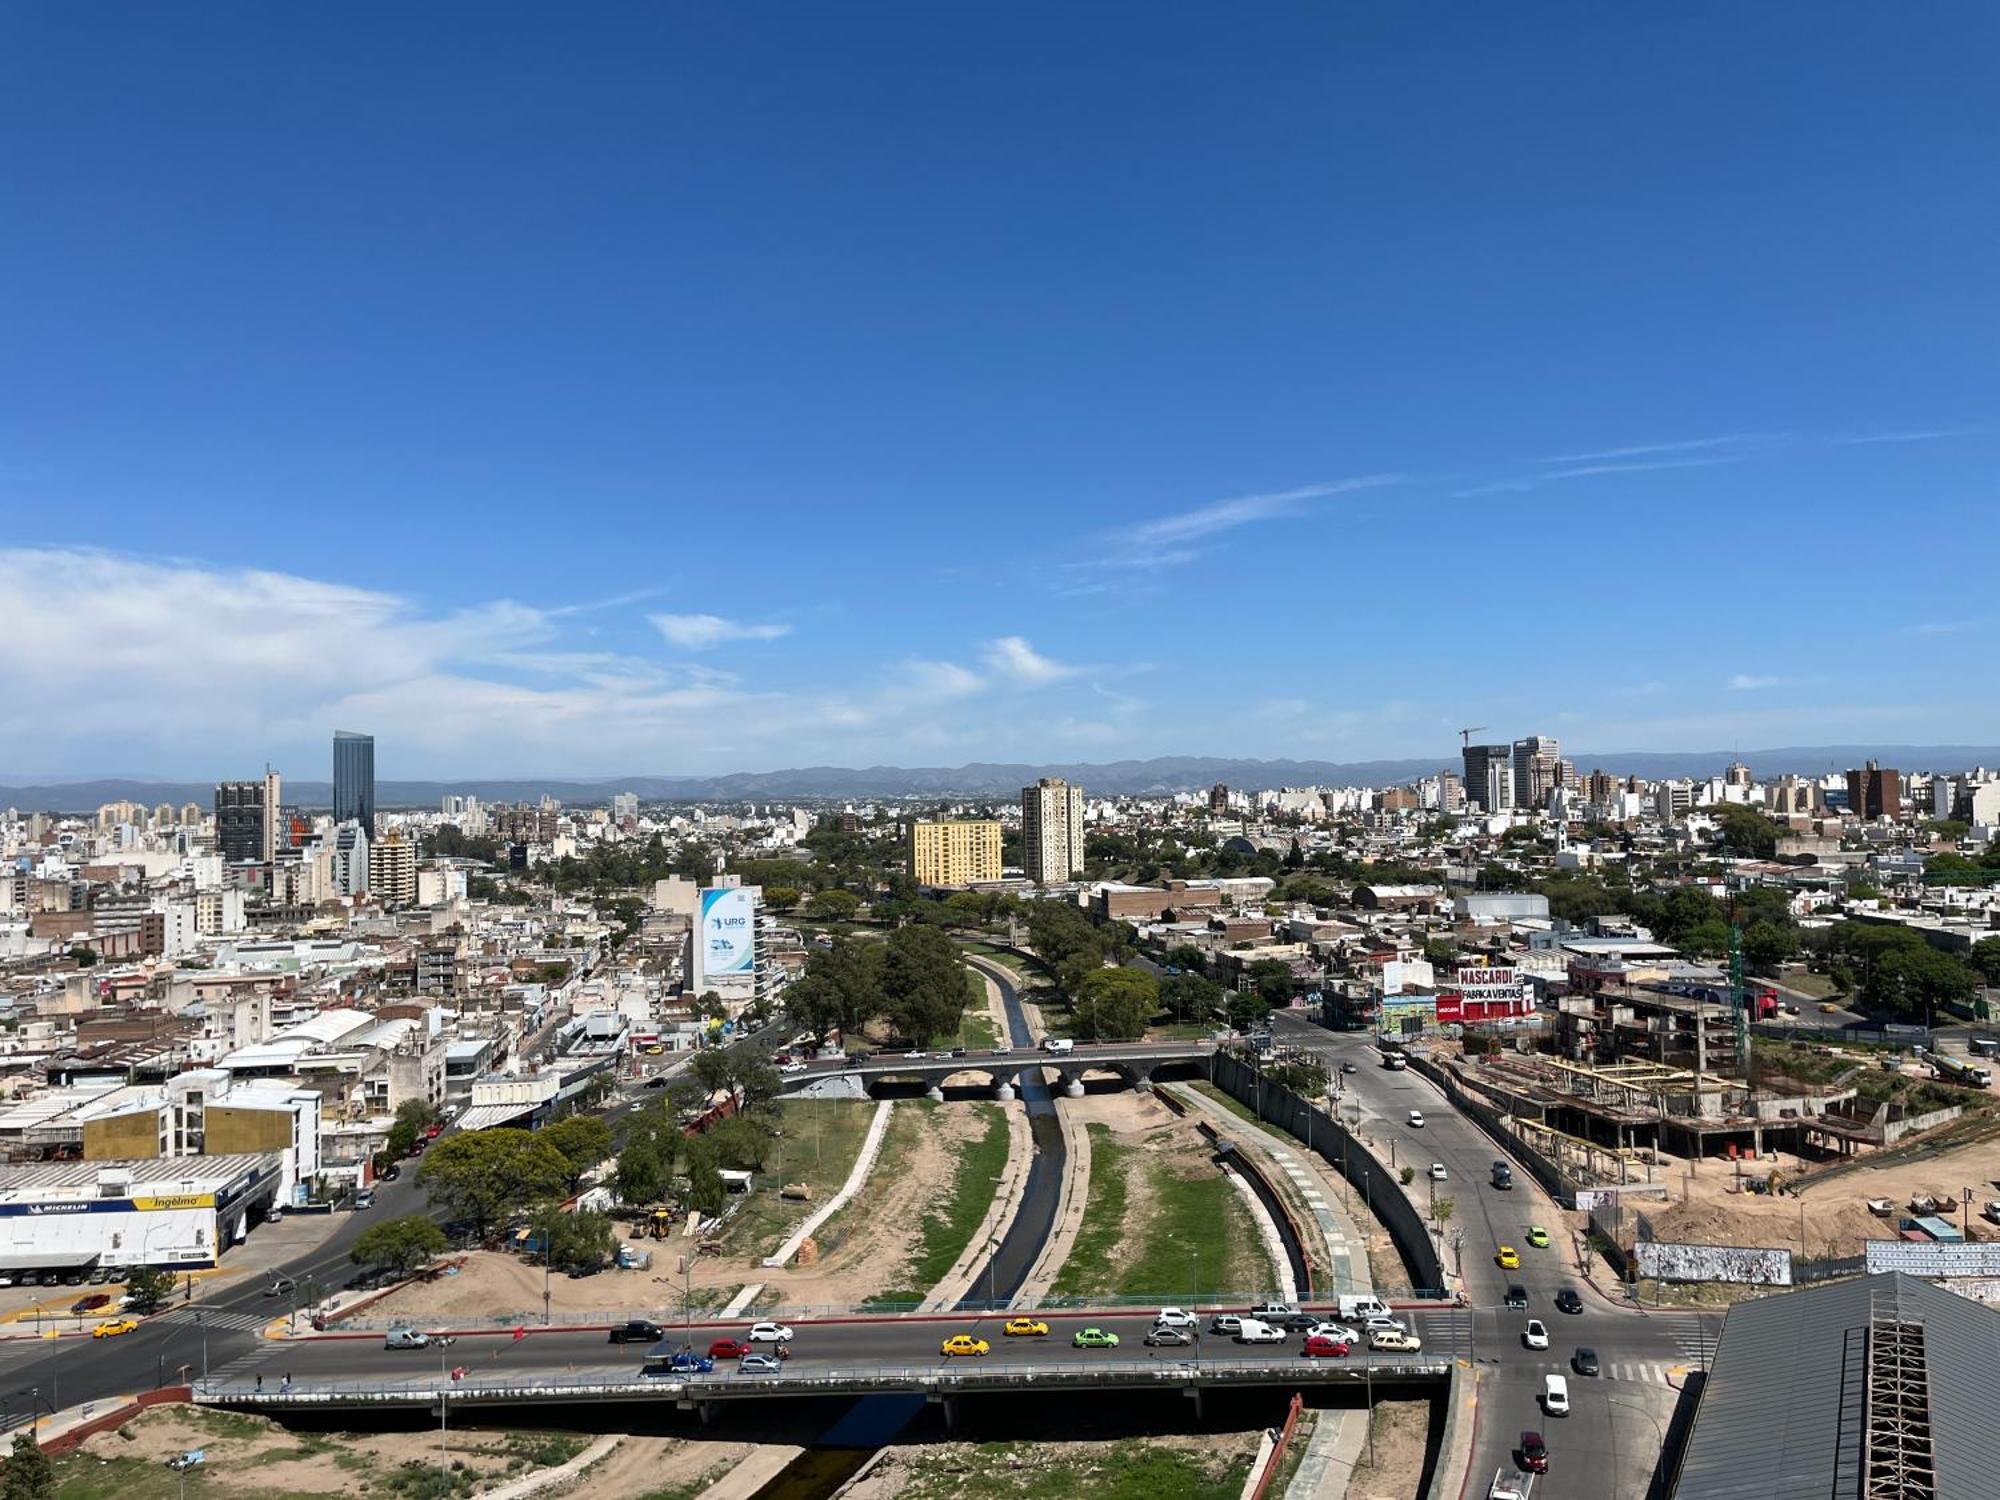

648,612,791,649
1540,433,1785,464
983,636,1077,686
1088,475,1405,571
1725,674,1788,691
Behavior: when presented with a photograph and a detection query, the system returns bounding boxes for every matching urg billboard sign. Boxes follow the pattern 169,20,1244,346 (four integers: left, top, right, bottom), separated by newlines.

697,887,757,987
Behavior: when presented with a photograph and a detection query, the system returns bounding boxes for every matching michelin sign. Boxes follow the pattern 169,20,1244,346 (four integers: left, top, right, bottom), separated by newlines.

696,887,758,990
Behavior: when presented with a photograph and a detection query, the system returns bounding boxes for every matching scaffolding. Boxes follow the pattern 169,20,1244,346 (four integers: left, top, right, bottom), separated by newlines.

1862,1288,1938,1500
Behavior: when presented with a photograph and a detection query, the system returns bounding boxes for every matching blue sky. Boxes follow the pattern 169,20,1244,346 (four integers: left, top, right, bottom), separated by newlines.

2,4,1994,778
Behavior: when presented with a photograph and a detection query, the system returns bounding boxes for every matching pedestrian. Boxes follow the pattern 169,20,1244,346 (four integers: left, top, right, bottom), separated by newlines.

254,1374,263,1392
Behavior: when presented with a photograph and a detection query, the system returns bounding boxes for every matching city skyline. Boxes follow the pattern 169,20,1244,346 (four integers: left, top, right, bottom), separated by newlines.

4,6,1995,776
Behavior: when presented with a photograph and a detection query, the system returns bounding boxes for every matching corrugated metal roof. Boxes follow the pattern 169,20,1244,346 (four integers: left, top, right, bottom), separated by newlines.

1674,1271,2000,1500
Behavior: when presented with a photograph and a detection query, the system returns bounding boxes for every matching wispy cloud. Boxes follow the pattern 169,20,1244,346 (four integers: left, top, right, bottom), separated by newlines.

546,584,674,618
648,612,791,650
1900,618,1984,637
983,635,1078,686
1839,427,1980,446
1540,433,1787,464
1086,474,1406,572
1725,673,1787,691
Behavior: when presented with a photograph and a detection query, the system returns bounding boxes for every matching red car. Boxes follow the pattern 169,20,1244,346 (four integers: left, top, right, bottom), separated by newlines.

708,1337,752,1359
1302,1334,1351,1359
1520,1431,1548,1474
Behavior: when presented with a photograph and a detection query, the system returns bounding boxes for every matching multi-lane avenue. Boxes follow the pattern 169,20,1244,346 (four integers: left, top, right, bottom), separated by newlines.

1269,1010,1713,1499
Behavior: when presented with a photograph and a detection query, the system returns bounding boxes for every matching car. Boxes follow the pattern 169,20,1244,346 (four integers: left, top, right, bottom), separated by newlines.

1250,1300,1299,1319
1554,1288,1583,1315
1572,1347,1599,1376
1820,1002,1841,1014
1340,1061,1358,1074
1360,1316,1407,1337
385,1328,431,1349
0,1274,13,1288
91,1317,138,1339
1208,1313,1243,1335
1496,1246,1521,1269
86,1267,111,1285
708,1337,753,1359
747,1322,794,1343
1003,1317,1050,1337
1144,1325,1193,1347
1305,1322,1360,1344
1369,1328,1423,1353
780,1061,808,1075
62,1270,87,1286
1277,1312,1320,1331
941,1334,990,1357
1235,1320,1286,1344
1302,1334,1352,1358
739,1352,784,1374
69,1294,111,1315
1073,1327,1121,1349
1543,1374,1570,1416
378,1164,401,1182
1154,1307,1198,1329
1524,1319,1550,1350
1526,1226,1551,1249
1428,1163,1448,1180
660,1351,714,1375
1407,1110,1425,1128
354,1190,376,1210
1504,1284,1529,1309
903,1049,927,1059
608,1320,664,1344
1520,1430,1549,1474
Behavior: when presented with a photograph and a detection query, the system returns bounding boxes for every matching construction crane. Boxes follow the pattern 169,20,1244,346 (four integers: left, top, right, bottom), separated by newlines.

1457,726,1487,748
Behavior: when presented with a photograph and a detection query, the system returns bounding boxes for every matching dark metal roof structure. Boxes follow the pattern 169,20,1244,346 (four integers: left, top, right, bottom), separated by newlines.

1673,1271,2000,1500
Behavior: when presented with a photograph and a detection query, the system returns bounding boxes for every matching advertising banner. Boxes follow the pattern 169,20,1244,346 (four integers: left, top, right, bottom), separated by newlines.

1635,1240,1792,1286
1455,966,1524,1006
697,887,757,987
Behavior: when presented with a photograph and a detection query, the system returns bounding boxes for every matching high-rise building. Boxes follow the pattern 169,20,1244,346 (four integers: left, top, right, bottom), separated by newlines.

1725,761,1753,789
1511,735,1562,811
909,819,1003,887
1022,778,1085,884
333,730,376,834
213,780,269,863
372,828,417,906
1846,762,1902,822
611,792,639,824
260,769,282,862
1462,744,1513,812
1436,769,1466,813
1208,783,1230,814
329,822,370,896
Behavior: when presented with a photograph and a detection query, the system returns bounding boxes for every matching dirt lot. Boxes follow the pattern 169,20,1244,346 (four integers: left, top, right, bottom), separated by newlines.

847,1432,1261,1500
1345,1397,1430,1500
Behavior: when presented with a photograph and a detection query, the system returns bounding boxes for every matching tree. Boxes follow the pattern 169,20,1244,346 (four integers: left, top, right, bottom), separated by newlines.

385,1099,440,1161
1742,920,1800,971
1227,992,1271,1032
1866,944,1979,1022
541,1115,614,1190
614,1136,669,1206
1246,959,1295,1008
123,1266,175,1313
787,937,882,1039
709,1113,776,1172
880,923,970,1043
1072,966,1158,1041
733,1056,782,1112
683,1137,726,1215
415,1130,570,1237
1970,936,2000,988
67,946,98,968
1714,805,1783,859
1433,1195,1455,1229
1164,945,1208,974
692,1047,738,1104
1,1430,53,1500
1161,971,1223,1025
351,1214,448,1278
806,888,861,922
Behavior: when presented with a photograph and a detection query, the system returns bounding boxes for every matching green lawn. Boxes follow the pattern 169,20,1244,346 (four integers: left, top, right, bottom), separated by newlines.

716,1098,878,1258
866,1101,1010,1306
1052,1122,1276,1299
953,965,1001,1048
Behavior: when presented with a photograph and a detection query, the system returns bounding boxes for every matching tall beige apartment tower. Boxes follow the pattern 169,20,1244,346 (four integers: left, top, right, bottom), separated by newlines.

909,820,1002,887
1021,777,1084,884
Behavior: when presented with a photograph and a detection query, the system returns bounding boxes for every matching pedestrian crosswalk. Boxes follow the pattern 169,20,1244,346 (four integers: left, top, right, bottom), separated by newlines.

1653,1312,1719,1369
153,1307,274,1333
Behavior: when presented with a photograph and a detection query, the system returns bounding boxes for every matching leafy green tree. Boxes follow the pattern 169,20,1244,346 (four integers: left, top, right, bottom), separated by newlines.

1246,959,1295,1007
1866,944,1979,1021
351,1215,448,1277
806,888,861,921
708,1114,776,1172
733,1056,782,1112
683,1137,726,1215
764,885,801,913
123,1266,175,1313
1227,992,1272,1032
1970,936,2000,987
880,923,970,1043
416,1130,570,1237
1161,971,1223,1025
787,936,883,1039
614,1136,669,1206
384,1099,440,1161
1742,920,1800,971
1164,945,1208,974
541,1115,614,1189
1714,805,1783,859
1072,965,1158,1040
2,1430,54,1500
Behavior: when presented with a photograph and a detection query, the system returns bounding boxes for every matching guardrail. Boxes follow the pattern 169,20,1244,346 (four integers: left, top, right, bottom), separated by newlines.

195,1355,1451,1407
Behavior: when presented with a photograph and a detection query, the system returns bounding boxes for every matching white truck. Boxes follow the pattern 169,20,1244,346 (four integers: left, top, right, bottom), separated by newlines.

1337,1294,1391,1321
1488,1471,1532,1500
1233,1318,1287,1344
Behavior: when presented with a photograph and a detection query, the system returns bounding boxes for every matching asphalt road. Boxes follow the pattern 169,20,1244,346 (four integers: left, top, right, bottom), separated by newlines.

1269,1010,1716,1500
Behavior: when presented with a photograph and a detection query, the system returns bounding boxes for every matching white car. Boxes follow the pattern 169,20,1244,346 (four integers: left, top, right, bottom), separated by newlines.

1234,1320,1287,1344
1428,1163,1448,1180
1304,1322,1359,1344
1524,1319,1550,1350
748,1321,794,1343
739,1352,784,1374
780,1062,808,1075
1153,1307,1198,1330
1361,1315,1407,1337
1407,1109,1425,1128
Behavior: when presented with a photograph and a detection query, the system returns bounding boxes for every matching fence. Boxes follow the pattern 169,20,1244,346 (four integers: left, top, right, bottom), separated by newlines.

1249,1393,1306,1500
1211,1051,1445,1292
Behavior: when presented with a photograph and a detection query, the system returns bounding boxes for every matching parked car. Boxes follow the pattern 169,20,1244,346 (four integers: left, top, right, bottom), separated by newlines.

385,1328,431,1349
608,1320,664,1344
69,1294,111,1315
353,1190,376,1210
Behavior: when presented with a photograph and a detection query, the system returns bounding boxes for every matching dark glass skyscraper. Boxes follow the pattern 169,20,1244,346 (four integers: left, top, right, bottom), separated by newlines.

333,730,376,833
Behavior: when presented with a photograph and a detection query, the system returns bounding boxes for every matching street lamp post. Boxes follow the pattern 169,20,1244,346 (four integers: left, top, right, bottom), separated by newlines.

435,1335,458,1474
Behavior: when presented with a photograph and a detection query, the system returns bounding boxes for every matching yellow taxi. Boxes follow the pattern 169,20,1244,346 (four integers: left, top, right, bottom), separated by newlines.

1003,1317,1049,1337
941,1333,990,1357
1496,1246,1522,1270
92,1317,139,1339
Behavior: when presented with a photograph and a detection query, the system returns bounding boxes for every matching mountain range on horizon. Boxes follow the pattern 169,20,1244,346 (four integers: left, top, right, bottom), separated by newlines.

4,745,1997,814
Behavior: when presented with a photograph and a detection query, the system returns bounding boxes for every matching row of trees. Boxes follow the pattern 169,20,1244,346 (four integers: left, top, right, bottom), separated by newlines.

785,924,971,1044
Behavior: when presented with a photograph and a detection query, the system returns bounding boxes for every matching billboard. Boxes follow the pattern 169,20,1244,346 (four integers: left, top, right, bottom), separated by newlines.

1864,1239,2000,1278
1455,966,1524,1006
1635,1241,1792,1286
697,887,757,988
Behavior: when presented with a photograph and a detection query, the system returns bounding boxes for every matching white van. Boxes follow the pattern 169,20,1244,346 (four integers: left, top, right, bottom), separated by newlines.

1042,1037,1074,1054
1337,1295,1391,1321
1234,1318,1286,1344
1543,1374,1570,1416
